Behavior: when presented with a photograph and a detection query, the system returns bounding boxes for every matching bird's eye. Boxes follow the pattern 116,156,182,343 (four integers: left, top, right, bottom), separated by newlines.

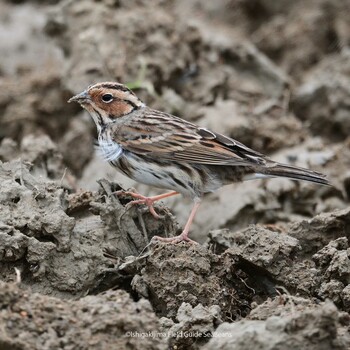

102,93,113,103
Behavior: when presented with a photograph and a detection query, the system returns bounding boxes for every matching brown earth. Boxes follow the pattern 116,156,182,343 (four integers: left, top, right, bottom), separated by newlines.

0,0,350,349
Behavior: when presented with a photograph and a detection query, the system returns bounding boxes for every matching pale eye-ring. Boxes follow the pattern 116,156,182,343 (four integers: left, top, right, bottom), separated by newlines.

101,93,113,103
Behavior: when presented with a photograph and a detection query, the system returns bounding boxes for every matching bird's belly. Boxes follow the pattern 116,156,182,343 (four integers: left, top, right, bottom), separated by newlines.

113,153,203,198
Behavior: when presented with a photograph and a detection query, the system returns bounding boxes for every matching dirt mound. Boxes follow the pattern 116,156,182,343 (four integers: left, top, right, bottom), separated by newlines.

0,0,350,349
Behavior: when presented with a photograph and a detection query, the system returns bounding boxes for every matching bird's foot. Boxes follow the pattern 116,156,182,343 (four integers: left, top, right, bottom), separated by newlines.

151,231,198,244
114,190,160,219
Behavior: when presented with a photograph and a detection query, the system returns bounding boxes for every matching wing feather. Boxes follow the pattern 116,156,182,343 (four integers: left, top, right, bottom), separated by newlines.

110,109,266,166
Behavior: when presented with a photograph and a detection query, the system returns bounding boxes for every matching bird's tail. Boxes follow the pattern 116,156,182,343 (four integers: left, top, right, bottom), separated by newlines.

247,163,330,186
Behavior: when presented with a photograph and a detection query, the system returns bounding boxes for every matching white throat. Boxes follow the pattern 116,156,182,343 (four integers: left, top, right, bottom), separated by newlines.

97,137,123,162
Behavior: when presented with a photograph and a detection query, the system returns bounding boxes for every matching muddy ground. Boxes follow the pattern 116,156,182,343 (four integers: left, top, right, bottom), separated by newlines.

1,0,350,349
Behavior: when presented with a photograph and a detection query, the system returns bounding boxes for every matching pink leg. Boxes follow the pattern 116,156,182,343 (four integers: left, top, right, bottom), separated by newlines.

152,200,201,244
115,190,179,219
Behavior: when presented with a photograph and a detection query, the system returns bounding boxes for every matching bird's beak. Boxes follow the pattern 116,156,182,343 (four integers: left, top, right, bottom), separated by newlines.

68,90,90,104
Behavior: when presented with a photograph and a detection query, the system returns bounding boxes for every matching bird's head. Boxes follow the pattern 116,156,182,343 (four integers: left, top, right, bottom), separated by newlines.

68,82,145,131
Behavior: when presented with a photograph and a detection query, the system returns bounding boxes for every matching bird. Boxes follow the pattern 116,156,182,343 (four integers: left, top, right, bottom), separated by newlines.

68,82,330,244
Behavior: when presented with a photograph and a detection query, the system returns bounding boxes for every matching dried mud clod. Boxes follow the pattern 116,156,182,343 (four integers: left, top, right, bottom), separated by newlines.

313,237,350,310
0,159,178,297
204,301,349,350
131,243,254,321
0,281,167,350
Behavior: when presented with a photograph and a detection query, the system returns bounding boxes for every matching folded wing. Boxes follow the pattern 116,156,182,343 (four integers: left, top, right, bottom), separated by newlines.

111,109,267,167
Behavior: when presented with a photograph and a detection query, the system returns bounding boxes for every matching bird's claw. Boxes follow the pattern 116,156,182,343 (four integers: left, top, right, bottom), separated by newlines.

114,190,160,219
125,198,160,219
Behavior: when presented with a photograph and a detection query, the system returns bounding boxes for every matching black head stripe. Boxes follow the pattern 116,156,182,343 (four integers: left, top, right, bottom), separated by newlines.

123,99,138,109
101,83,135,95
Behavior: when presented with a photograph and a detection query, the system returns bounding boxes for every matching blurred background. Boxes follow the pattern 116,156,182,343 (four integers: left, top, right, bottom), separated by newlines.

1,0,350,241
